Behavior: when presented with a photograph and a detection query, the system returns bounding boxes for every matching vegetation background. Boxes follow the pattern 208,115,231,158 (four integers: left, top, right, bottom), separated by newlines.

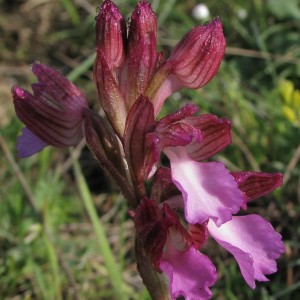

1,0,299,299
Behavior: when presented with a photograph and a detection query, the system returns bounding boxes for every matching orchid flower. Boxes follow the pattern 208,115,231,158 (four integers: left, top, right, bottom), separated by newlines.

131,100,284,299
12,63,88,157
11,1,285,299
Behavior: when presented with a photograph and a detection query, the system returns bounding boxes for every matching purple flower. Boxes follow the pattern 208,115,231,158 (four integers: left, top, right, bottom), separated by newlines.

12,63,88,157
129,98,284,299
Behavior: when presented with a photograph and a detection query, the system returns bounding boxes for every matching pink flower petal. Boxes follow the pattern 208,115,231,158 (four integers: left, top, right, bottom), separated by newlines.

160,246,217,300
208,215,285,288
165,147,244,226
17,127,48,157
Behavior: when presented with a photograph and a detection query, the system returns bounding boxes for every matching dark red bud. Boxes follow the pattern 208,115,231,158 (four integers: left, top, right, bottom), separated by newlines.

169,18,226,89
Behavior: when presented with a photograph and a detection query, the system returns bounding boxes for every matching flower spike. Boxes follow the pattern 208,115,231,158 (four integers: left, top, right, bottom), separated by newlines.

126,1,159,108
11,2,285,299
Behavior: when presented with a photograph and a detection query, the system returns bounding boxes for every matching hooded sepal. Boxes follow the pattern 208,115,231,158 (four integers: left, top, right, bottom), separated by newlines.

146,105,231,163
134,198,171,270
169,18,226,89
146,104,203,158
134,198,191,270
12,63,88,154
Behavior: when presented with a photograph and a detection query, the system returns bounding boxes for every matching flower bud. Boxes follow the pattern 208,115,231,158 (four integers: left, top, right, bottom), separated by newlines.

126,1,159,108
95,0,126,69
169,18,226,89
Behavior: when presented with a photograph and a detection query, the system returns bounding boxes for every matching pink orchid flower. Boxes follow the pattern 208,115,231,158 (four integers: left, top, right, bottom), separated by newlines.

131,100,284,299
133,171,283,299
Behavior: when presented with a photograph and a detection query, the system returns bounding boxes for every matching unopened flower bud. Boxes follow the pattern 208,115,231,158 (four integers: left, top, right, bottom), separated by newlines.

126,1,159,108
95,0,126,69
169,18,226,89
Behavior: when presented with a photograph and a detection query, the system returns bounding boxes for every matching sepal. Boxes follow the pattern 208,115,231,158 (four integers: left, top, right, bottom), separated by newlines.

169,18,226,89
150,167,180,203
126,1,159,108
12,63,87,150
186,114,231,161
124,96,155,197
231,171,283,204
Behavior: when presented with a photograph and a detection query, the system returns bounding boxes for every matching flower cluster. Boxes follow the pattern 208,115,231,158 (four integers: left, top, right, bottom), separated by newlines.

11,0,285,299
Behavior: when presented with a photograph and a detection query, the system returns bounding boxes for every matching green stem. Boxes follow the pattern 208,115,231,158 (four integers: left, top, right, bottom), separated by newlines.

71,150,127,300
43,231,62,300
